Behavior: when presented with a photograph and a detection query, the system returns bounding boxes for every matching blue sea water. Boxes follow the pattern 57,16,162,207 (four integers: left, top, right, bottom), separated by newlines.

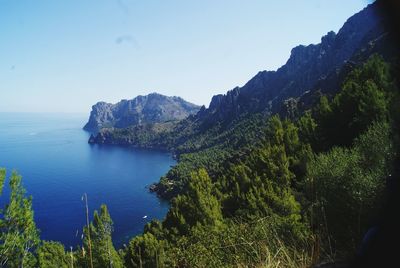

0,113,175,248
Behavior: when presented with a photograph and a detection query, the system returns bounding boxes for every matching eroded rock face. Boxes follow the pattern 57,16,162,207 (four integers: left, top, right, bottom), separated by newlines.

198,2,381,123
83,93,200,132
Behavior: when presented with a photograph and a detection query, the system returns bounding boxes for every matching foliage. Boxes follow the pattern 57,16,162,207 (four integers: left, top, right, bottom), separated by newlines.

0,54,398,267
37,241,70,268
163,169,223,235
219,116,302,222
155,113,269,199
124,233,166,268
79,204,123,268
0,169,5,195
314,54,396,149
307,121,394,254
169,217,312,268
0,171,40,268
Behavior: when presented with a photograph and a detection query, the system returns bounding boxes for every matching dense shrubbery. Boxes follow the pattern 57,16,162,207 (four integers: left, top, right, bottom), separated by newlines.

307,121,394,255
1,55,398,267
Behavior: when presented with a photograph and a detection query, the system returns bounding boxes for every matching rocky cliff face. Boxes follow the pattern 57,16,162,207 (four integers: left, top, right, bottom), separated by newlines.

197,2,382,124
83,93,200,132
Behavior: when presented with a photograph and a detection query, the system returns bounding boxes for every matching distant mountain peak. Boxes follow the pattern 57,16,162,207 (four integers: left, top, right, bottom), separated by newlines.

83,93,200,132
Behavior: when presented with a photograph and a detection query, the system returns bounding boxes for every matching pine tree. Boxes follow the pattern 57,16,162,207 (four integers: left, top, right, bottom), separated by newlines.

37,241,69,268
82,205,123,268
307,121,394,252
315,54,394,147
124,233,166,268
0,170,40,268
163,169,223,234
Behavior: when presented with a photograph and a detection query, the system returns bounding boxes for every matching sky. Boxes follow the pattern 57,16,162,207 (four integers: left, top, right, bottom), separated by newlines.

0,0,373,113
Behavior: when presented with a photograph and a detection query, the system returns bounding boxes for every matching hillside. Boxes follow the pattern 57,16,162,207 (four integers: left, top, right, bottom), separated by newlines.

3,53,398,267
89,2,390,150
2,1,400,267
88,2,399,199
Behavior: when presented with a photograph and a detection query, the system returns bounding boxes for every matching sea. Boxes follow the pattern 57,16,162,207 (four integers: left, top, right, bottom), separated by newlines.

0,112,175,248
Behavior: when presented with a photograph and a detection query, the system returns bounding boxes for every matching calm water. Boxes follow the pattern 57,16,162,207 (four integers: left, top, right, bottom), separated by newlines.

0,113,175,248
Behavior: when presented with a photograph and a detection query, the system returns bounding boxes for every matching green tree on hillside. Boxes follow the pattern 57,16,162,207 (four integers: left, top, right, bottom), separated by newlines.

316,54,395,147
221,116,301,222
37,241,70,268
307,121,394,253
0,170,40,268
124,233,166,268
163,168,223,235
79,205,123,268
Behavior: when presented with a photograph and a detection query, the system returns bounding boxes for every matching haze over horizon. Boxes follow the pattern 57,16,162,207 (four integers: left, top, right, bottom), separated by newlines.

0,0,373,113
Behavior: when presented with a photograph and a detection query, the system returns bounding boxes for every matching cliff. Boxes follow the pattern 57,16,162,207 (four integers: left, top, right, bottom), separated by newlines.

83,93,200,132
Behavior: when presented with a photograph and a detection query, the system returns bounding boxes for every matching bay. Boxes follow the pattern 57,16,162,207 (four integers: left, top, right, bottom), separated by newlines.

0,113,175,248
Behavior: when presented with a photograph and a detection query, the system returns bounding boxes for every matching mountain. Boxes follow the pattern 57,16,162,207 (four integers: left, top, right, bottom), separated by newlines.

89,2,396,151
83,93,200,132
85,1,400,201
197,2,383,123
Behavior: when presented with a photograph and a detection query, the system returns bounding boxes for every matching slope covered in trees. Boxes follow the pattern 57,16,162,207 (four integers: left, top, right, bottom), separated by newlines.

1,54,399,267
88,1,399,204
3,1,400,266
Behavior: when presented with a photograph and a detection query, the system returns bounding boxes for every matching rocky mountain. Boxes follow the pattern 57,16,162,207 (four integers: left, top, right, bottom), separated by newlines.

196,2,383,124
89,2,398,150
83,93,200,132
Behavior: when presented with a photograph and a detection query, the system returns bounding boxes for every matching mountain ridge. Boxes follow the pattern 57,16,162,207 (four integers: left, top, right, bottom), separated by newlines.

200,2,381,123
87,2,396,154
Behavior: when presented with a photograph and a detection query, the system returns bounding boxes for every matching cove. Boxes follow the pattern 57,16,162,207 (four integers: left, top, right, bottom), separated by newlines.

0,113,175,248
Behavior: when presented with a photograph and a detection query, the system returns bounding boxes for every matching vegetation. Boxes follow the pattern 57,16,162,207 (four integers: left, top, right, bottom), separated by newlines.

1,55,398,267
0,171,40,267
37,241,70,268
77,205,123,268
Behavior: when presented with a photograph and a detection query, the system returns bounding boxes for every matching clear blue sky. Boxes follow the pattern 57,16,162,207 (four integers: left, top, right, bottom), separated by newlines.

0,0,373,113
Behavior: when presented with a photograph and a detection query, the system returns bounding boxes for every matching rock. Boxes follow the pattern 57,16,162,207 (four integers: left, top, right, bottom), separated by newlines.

83,93,200,133
88,134,96,144
195,2,382,124
149,184,158,192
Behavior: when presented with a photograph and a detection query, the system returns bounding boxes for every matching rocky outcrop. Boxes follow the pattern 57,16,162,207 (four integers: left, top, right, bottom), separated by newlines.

83,93,200,132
